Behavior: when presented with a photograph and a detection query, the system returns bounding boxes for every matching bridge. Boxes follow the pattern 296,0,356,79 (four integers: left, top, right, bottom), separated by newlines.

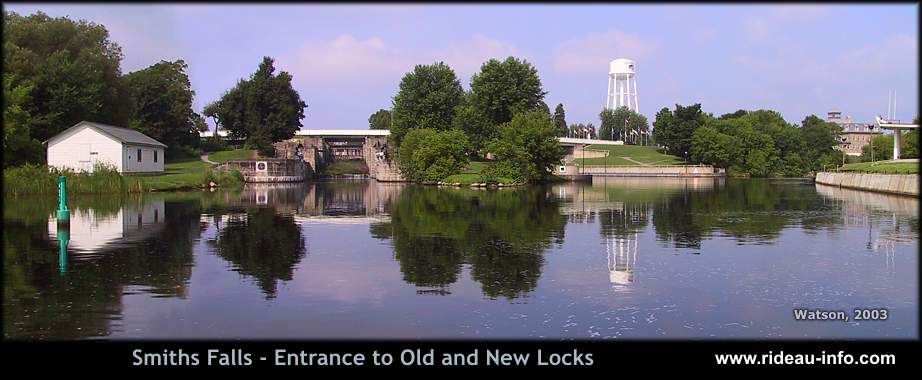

875,116,919,160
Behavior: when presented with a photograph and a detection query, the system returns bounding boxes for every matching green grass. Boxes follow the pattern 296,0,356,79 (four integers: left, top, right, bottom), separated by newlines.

574,144,684,166
208,149,255,163
320,159,369,175
838,161,919,174
127,158,212,191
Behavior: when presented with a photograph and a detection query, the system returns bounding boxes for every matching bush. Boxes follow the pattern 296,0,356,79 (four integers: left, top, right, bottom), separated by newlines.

480,160,522,184
397,129,437,178
485,111,564,183
201,136,229,152
409,130,471,182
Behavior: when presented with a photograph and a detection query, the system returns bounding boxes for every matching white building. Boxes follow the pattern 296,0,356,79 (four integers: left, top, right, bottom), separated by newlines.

45,121,167,173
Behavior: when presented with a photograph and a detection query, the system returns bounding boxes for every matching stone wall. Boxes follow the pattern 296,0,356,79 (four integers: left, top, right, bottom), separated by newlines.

814,172,918,196
581,165,723,177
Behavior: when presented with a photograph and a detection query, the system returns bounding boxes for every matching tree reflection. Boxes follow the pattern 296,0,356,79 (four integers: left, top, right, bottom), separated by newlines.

371,186,566,299
209,207,306,299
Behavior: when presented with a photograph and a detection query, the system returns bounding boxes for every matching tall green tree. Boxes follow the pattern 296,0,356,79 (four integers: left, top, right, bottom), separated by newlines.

3,74,42,167
553,103,567,137
203,57,307,154
123,59,199,156
485,111,564,183
470,57,547,127
799,114,842,169
452,91,494,156
368,108,392,130
391,62,463,146
599,107,648,143
3,11,130,142
652,104,706,158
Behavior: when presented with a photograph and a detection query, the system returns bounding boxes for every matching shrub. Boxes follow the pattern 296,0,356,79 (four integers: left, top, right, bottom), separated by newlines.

485,111,564,183
409,130,471,182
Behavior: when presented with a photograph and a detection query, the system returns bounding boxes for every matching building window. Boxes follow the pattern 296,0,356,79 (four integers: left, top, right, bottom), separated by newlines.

154,150,158,163
137,148,142,162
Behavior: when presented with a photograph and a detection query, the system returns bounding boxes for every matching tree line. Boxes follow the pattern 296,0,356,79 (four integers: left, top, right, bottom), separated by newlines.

653,104,852,176
3,11,308,167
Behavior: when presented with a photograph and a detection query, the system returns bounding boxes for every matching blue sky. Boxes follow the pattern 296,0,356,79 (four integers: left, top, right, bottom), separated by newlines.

5,3,918,130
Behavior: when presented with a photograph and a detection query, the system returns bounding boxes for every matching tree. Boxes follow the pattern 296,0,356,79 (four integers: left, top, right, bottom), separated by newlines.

368,108,391,130
600,107,649,143
391,62,463,146
486,111,564,183
397,129,437,179
203,57,307,154
407,130,471,182
123,60,198,157
652,104,706,158
470,57,547,127
3,11,130,143
3,74,42,167
452,92,494,156
799,114,842,171
553,104,567,137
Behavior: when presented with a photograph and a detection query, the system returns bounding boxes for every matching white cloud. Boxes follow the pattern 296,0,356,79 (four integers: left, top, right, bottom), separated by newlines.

278,34,520,88
427,34,520,83
734,33,917,85
552,30,657,74
278,34,411,87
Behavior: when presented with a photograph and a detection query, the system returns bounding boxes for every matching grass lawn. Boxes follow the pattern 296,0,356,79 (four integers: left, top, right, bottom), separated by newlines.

574,144,684,166
208,149,255,163
838,161,919,174
127,158,213,191
321,159,369,175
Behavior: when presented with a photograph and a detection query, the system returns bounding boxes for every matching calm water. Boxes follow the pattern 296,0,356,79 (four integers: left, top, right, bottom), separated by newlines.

3,178,918,340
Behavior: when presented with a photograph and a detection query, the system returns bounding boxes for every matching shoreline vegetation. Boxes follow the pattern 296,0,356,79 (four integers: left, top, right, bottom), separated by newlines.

3,157,244,197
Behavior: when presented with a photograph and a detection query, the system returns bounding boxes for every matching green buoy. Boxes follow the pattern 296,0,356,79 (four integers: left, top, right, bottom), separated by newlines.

56,175,69,224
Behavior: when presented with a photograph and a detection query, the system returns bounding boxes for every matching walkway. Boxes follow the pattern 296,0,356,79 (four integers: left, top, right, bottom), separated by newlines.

201,154,218,165
620,157,652,166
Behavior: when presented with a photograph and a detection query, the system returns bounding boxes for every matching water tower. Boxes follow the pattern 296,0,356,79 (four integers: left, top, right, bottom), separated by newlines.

606,58,639,112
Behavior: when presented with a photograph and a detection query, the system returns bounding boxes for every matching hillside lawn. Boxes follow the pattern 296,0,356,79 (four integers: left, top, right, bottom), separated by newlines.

574,144,684,166
838,161,919,174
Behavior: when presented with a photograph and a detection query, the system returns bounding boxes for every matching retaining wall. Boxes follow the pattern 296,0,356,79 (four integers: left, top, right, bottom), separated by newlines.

581,165,724,177
814,172,918,196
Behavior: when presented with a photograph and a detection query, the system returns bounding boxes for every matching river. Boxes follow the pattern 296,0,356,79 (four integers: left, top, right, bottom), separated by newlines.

3,178,917,339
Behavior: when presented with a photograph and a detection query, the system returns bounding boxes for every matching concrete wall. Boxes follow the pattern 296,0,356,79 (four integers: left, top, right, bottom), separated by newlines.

814,172,918,196
581,165,723,177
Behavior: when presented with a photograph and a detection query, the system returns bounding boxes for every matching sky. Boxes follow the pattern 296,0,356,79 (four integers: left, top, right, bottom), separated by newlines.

4,3,918,130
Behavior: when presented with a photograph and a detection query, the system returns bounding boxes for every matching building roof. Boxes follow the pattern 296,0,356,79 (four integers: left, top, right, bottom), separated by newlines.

47,121,167,148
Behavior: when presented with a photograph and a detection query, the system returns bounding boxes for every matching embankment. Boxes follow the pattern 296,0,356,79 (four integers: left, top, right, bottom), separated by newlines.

814,172,918,196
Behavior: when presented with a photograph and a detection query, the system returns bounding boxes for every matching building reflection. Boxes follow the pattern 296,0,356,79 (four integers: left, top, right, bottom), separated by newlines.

47,199,166,253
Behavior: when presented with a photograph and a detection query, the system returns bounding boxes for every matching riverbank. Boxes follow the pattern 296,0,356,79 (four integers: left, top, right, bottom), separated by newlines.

3,157,244,196
814,172,918,196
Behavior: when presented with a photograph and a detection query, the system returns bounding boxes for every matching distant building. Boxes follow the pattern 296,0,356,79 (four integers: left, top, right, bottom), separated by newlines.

45,121,167,173
827,111,881,156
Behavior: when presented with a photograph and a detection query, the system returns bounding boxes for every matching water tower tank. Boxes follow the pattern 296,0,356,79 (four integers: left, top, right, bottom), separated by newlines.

606,58,639,113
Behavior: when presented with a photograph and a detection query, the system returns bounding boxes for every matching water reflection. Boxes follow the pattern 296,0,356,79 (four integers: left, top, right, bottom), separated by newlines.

370,186,567,299
2,178,918,339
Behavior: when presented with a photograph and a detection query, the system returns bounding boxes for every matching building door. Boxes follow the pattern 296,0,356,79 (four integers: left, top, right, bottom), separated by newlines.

78,144,93,172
